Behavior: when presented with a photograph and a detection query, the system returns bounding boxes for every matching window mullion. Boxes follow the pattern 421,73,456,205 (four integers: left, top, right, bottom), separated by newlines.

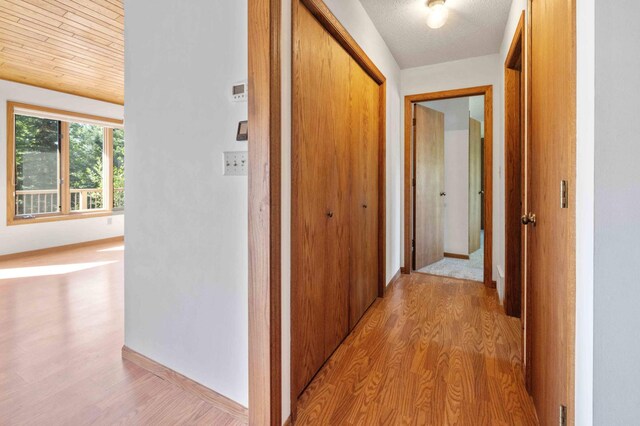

60,121,70,214
105,128,113,212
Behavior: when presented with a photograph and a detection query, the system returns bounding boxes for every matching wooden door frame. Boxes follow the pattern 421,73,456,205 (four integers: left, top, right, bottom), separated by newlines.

504,11,526,319
248,0,281,424
290,0,386,421
403,86,494,288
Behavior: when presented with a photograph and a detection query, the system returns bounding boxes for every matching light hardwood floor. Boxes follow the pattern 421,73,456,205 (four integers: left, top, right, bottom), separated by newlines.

1,242,537,425
0,241,245,425
295,273,539,425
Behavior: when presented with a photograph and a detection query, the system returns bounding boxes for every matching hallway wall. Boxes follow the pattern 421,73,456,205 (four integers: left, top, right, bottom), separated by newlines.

594,0,640,422
124,0,249,406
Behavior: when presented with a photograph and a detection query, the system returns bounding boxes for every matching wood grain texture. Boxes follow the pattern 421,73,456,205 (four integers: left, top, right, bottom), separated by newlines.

504,12,525,319
413,104,444,269
291,0,386,416
299,0,384,85
248,0,282,423
0,0,124,104
292,0,350,402
528,0,576,423
0,240,246,425
122,346,248,421
348,58,380,328
444,252,470,260
295,273,539,425
468,118,482,253
404,86,493,288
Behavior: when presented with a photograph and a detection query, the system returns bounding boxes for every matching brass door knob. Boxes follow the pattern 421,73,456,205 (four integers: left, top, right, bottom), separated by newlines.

521,212,537,226
327,211,334,218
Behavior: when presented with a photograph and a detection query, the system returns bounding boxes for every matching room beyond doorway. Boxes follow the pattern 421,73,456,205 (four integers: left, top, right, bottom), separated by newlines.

413,96,485,282
404,86,493,287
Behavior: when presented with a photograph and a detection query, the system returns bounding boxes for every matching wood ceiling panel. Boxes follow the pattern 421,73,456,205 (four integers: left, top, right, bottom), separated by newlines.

0,0,124,104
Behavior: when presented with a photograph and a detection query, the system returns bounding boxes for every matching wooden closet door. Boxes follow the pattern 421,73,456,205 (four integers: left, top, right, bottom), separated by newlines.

348,59,379,329
291,2,350,399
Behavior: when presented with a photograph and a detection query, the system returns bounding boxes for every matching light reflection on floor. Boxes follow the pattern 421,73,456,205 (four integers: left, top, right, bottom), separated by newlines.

0,261,117,280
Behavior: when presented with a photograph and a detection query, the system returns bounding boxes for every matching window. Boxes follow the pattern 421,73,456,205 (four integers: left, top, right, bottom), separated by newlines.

112,128,125,209
7,102,124,224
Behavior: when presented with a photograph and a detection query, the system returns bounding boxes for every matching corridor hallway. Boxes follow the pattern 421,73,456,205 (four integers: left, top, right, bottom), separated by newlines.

295,273,538,425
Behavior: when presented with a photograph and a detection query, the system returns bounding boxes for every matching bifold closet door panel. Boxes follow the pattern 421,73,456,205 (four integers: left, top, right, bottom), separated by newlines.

348,59,380,328
291,2,350,399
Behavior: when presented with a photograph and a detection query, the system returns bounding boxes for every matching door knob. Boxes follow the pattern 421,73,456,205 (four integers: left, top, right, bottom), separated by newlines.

362,204,368,209
327,211,334,218
440,192,446,197
479,190,484,195
521,212,536,226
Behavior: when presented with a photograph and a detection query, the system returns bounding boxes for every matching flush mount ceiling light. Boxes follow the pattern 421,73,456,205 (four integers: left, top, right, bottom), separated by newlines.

426,0,449,29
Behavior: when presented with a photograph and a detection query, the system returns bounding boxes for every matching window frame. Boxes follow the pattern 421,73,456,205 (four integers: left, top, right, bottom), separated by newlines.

7,101,124,225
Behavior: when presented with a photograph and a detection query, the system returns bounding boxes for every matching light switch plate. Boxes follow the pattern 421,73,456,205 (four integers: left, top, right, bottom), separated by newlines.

223,151,248,176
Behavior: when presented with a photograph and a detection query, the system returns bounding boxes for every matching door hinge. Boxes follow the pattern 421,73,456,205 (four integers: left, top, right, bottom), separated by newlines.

411,239,415,250
412,178,416,187
559,405,567,426
413,118,416,126
560,180,568,209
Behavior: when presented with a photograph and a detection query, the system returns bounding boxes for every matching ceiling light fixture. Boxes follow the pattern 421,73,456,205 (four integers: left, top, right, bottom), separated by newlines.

426,0,449,29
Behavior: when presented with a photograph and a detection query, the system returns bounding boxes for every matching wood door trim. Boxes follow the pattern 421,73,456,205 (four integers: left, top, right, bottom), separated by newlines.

504,11,526,319
299,0,386,85
248,0,282,424
403,86,494,287
525,0,533,392
444,252,470,260
505,12,525,70
291,0,387,419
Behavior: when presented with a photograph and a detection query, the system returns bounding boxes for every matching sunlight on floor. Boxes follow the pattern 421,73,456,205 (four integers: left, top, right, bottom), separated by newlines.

97,245,125,252
0,261,117,280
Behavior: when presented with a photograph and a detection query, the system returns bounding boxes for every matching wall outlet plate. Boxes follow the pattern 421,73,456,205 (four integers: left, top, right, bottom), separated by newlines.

223,151,248,176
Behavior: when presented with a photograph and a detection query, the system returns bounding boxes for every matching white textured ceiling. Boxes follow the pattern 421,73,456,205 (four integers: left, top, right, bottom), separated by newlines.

358,0,512,69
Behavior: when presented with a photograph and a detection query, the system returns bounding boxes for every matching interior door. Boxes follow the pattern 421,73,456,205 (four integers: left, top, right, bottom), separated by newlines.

413,104,444,270
468,118,482,253
291,2,350,400
527,0,576,423
349,59,380,329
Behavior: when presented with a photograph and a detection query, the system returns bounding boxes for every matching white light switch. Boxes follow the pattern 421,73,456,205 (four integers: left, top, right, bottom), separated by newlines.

223,151,248,176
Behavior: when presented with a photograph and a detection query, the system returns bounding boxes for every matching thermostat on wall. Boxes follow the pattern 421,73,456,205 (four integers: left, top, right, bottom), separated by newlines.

232,81,248,102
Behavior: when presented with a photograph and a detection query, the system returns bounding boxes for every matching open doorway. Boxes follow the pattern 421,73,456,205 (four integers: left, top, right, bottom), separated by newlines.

404,86,493,287
411,96,485,282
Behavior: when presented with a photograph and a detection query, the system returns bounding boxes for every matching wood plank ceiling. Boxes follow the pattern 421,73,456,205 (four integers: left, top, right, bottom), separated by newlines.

0,0,124,105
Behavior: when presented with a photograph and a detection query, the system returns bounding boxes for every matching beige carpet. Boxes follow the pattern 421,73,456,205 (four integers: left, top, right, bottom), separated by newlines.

417,232,484,282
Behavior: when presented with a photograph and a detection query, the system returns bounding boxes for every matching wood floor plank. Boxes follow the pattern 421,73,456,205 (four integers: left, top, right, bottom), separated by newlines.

0,241,247,425
295,273,539,425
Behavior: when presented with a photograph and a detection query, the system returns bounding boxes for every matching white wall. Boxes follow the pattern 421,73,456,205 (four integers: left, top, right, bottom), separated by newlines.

593,0,640,423
576,0,594,424
0,80,124,256
401,54,502,289
280,0,402,422
124,0,249,407
422,98,470,256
